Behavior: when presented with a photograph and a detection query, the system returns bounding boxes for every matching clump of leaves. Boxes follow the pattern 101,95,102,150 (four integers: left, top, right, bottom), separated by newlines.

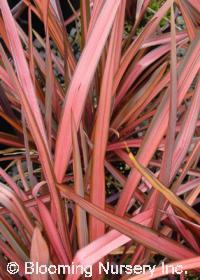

0,0,200,279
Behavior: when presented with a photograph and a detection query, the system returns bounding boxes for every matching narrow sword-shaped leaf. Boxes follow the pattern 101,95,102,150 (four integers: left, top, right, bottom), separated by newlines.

54,0,122,183
90,12,119,242
153,4,178,230
35,199,69,265
159,4,177,185
71,112,88,248
126,150,200,224
30,227,49,280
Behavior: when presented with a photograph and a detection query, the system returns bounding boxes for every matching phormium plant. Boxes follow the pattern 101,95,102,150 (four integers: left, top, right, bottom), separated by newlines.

0,0,200,279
